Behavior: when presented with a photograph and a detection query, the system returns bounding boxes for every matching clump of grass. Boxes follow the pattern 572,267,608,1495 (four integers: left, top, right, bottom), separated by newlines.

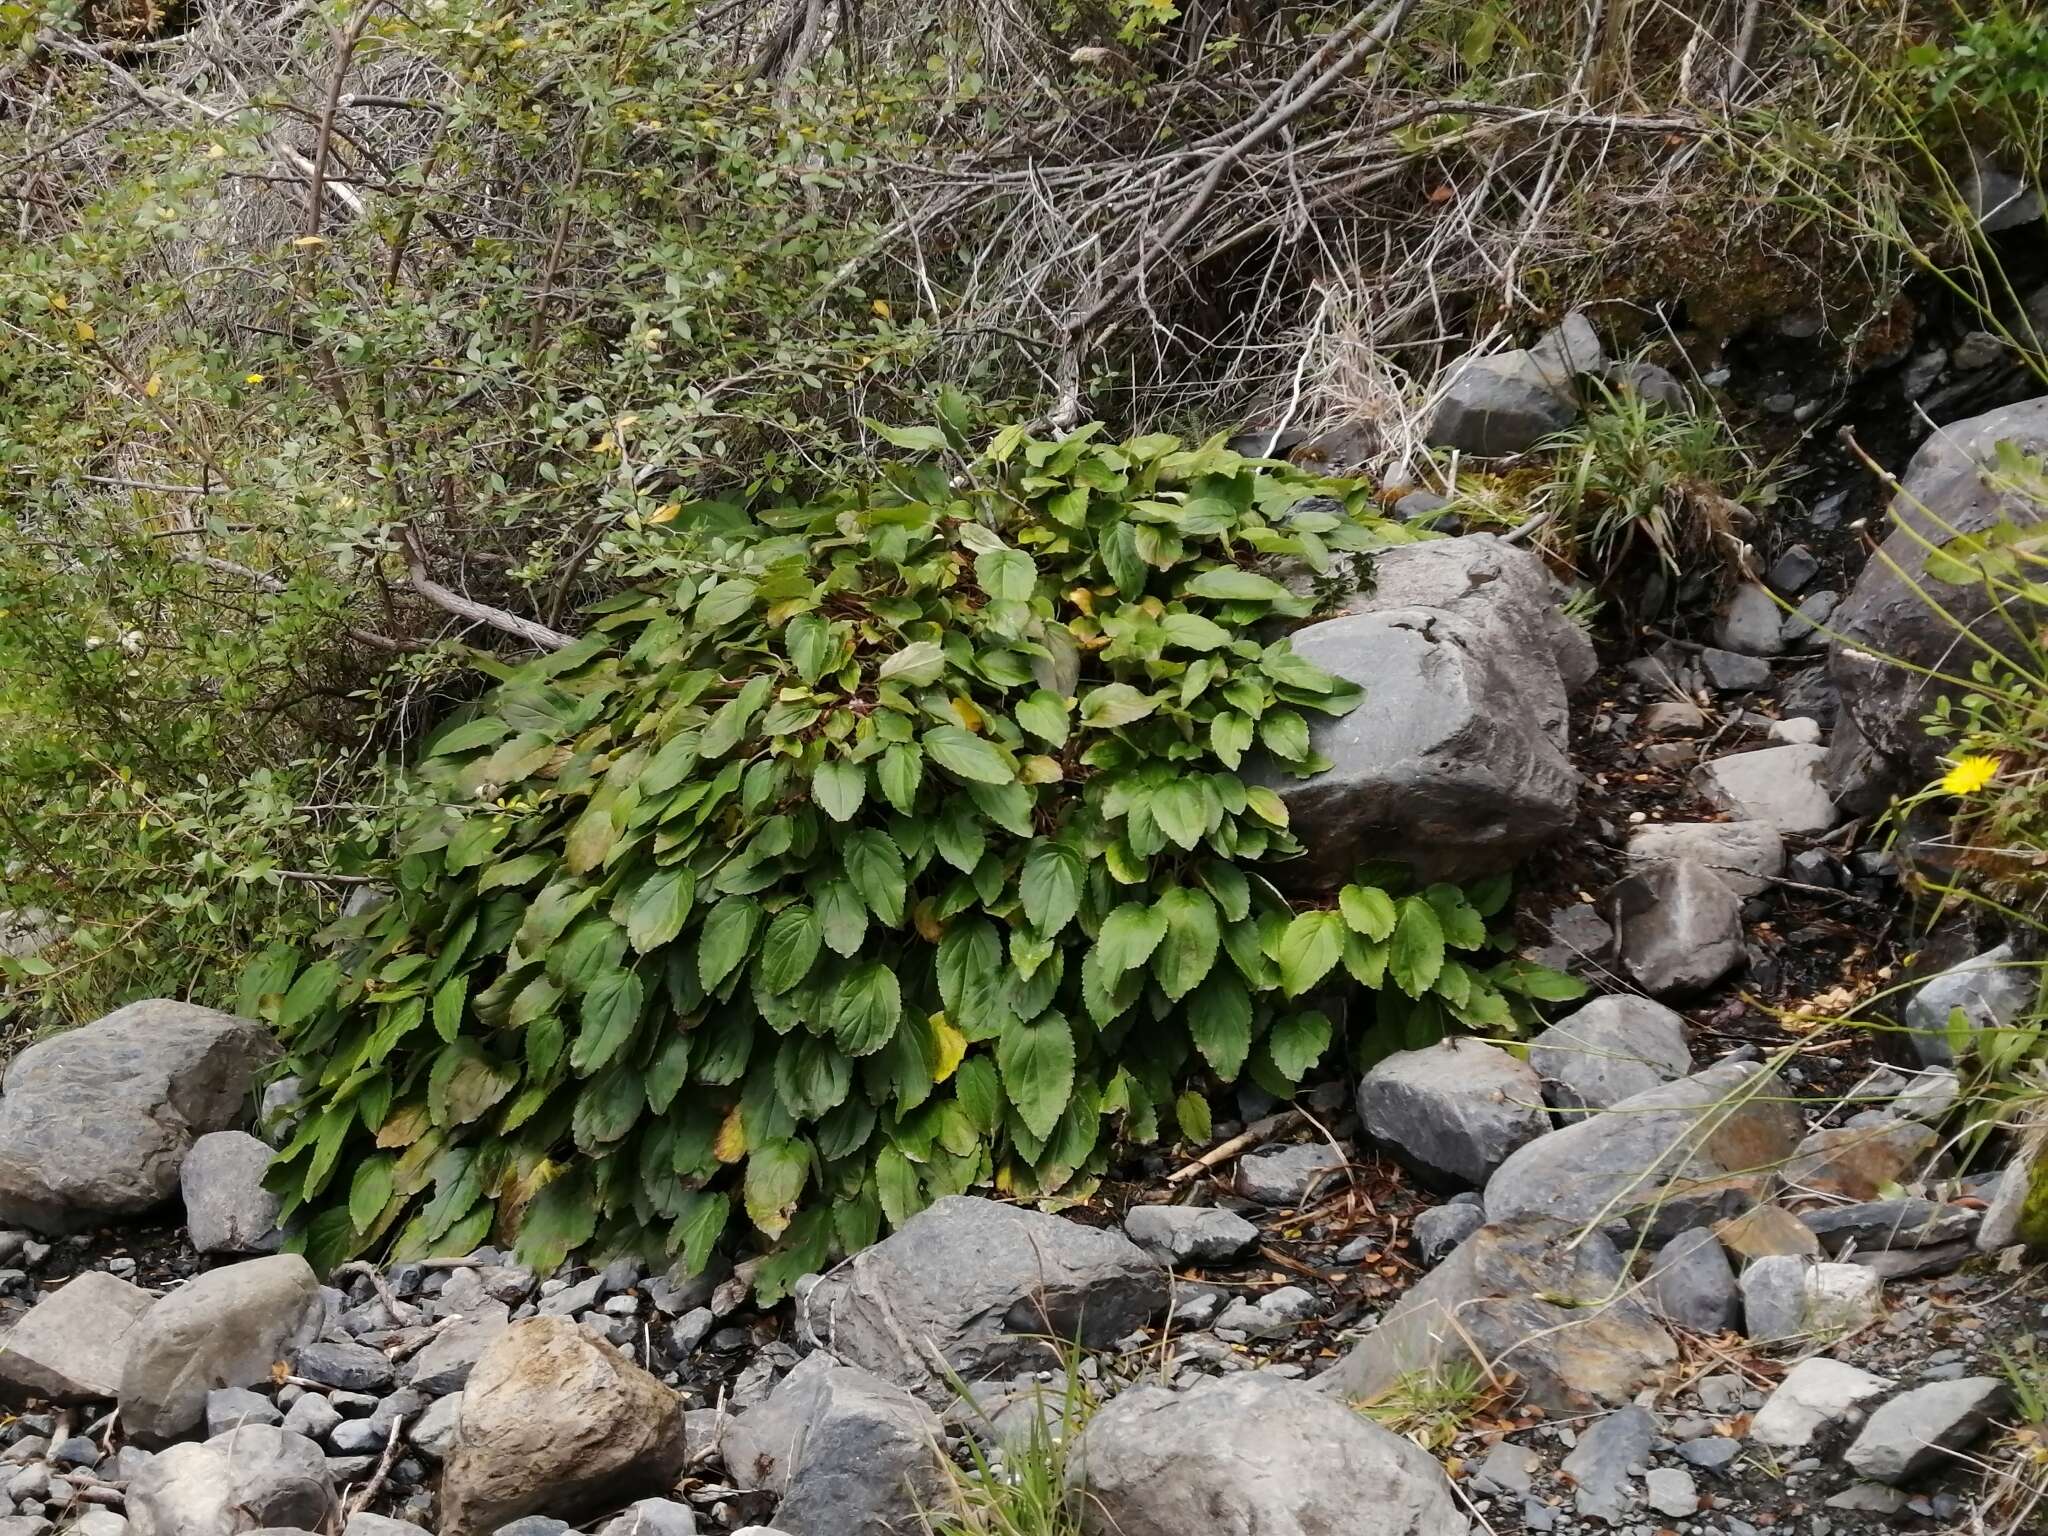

925,1370,1096,1536
1355,1357,1500,1451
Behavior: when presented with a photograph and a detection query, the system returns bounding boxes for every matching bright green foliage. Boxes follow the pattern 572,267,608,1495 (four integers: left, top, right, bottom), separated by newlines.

258,423,1578,1294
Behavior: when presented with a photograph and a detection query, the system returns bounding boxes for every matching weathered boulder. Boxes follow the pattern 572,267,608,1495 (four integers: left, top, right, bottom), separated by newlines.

1121,1205,1258,1266
1740,1256,1883,1342
1357,1038,1548,1188
119,1254,325,1446
1845,1376,2009,1484
127,1425,335,1536
181,1131,284,1255
1782,1121,1938,1201
1831,396,2048,783
1613,859,1745,996
800,1197,1167,1400
1903,942,2037,1066
0,1000,277,1232
1428,318,1601,460
1623,821,1784,898
1693,746,1838,835
438,1316,686,1536
1070,1372,1467,1536
0,1270,154,1404
1315,1218,1677,1413
1255,608,1578,884
1235,1142,1347,1205
1527,996,1693,1114
1483,1061,1805,1238
1644,1226,1739,1333
722,1354,948,1536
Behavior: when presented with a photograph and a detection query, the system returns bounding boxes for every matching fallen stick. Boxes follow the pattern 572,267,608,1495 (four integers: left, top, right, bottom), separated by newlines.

1166,1109,1303,1185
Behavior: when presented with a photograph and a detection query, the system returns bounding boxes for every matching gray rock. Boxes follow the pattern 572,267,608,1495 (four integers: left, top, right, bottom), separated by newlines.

1800,1199,1978,1255
327,1416,385,1456
0,1522,53,1536
1624,820,1784,898
536,1275,603,1318
1641,700,1708,736
1254,606,1578,885
180,1131,284,1256
1678,1436,1740,1470
1844,1064,1958,1124
1831,397,2048,782
1782,590,1840,645
438,1316,687,1536
949,1374,1076,1456
1613,858,1745,995
344,1518,436,1536
591,1500,697,1536
1977,1122,2046,1254
1560,1405,1656,1524
800,1198,1166,1401
1646,1227,1739,1333
289,1340,394,1394
1470,1440,1542,1494
1214,1285,1319,1340
1316,1218,1677,1414
127,1425,335,1536
1234,1143,1347,1206
1524,902,1613,975
1740,1257,1883,1342
1531,311,1606,380
120,1254,324,1445
1068,1372,1467,1536
0,1270,154,1404
280,1393,342,1442
404,1315,507,1396
1527,996,1693,1114
1484,1061,1804,1238
1902,349,1949,400
0,1001,277,1233
1963,156,2041,233
1121,1206,1258,1266
1412,1202,1486,1264
1903,943,2037,1066
1608,359,1688,410
1694,745,1838,834
410,1393,461,1461
1697,647,1772,692
1768,545,1821,595
1953,330,2006,371
723,1354,946,1536
1429,349,1579,457
1827,1481,1908,1514
205,1386,283,1436
1844,1376,2009,1484
1717,585,1787,656
1644,1467,1698,1518
1781,1119,1938,1201
1357,1038,1548,1189
1751,1356,1894,1449
489,1523,571,1536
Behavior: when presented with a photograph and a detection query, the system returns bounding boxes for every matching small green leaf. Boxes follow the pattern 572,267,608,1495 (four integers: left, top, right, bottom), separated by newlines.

1389,896,1446,997
1338,884,1397,941
814,758,867,822
1019,840,1085,937
841,830,907,927
1153,886,1219,1001
1078,683,1159,729
997,1011,1076,1140
621,867,696,954
877,639,945,686
1184,567,1288,601
877,743,923,814
1185,971,1252,1079
830,962,902,1056
922,726,1015,785
572,967,644,1073
1014,689,1071,747
876,1144,927,1229
431,974,467,1044
743,1139,811,1239
1268,1009,1333,1082
1175,1090,1212,1143
1096,901,1169,973
1277,910,1345,997
757,904,822,994
815,876,869,956
698,896,763,991
974,546,1037,602
348,1155,393,1233
1259,710,1310,761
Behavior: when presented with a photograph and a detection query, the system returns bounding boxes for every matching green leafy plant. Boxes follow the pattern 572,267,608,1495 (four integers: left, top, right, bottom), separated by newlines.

256,418,1577,1295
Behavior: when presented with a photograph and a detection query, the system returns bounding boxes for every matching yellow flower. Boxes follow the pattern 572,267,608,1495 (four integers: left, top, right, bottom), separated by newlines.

244,372,266,385
1940,754,2000,796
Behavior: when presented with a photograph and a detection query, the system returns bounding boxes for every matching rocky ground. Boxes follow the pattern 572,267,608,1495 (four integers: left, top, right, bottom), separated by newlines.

2,325,2047,1536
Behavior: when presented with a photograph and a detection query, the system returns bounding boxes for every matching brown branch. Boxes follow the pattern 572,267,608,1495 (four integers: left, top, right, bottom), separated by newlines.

306,1,389,239
398,527,577,652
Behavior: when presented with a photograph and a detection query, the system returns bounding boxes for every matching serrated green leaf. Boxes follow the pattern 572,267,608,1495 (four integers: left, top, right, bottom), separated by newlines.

348,1155,393,1234
431,974,467,1044
1078,683,1158,729
830,962,901,1055
877,743,923,814
743,1139,810,1239
698,896,763,991
1389,896,1446,997
1020,840,1085,937
974,547,1037,602
814,757,867,821
1152,779,1208,850
1014,689,1070,747
1277,910,1345,997
1153,886,1219,1001
1339,884,1397,941
1268,1009,1332,1082
922,726,1015,785
1175,1091,1212,1142
758,904,822,994
997,1011,1076,1140
620,867,696,954
841,829,907,927
937,918,1012,1040
1096,900,1168,973
815,876,869,956
953,1055,1005,1135
1184,567,1288,601
1259,709,1310,761
1185,970,1252,1079
877,639,945,686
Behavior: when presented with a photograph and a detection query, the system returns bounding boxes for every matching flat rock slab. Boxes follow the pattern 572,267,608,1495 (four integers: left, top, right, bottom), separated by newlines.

1845,1375,2009,1484
1561,1405,1657,1524
1902,942,2036,1066
1624,821,1784,898
1235,1143,1347,1206
0,1270,154,1404
1121,1206,1258,1266
1693,745,1838,835
1800,1199,1977,1255
1484,1061,1804,1239
1750,1357,1894,1449
0,1000,277,1233
1316,1218,1676,1414
801,1197,1167,1401
1782,1121,1938,1201
1069,1372,1468,1536
1357,1038,1548,1188
1527,996,1692,1114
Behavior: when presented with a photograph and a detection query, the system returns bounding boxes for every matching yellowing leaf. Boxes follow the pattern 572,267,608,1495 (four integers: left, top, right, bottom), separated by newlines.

949,695,985,732
930,1014,967,1083
143,374,162,398
74,321,95,342
713,1103,747,1164
292,235,328,248
871,298,892,318
646,501,681,525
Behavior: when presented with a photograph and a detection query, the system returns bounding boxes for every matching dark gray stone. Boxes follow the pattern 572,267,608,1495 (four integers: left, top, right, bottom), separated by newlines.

1235,1143,1347,1206
180,1131,284,1256
1561,1405,1657,1524
1845,1376,2009,1483
1697,648,1772,692
404,1316,508,1397
205,1386,283,1436
1428,350,1579,457
1412,1202,1486,1265
1716,585,1787,656
723,1354,947,1536
1646,1227,1739,1333
1069,1373,1467,1536
1694,745,1838,834
1903,943,2037,1066
0,1001,278,1233
290,1340,394,1395
1357,1038,1548,1189
800,1198,1167,1401
1768,545,1821,595
1121,1206,1258,1266
0,1270,154,1404
1613,858,1745,996
1527,996,1693,1114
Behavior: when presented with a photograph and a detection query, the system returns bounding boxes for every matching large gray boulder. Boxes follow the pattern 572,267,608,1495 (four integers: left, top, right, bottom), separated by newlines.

799,1197,1167,1401
0,1000,277,1232
722,1354,948,1536
1528,996,1693,1114
0,1270,155,1404
1844,1376,2009,1484
181,1131,285,1256
1069,1372,1467,1536
1831,396,2048,782
1483,1061,1805,1238
437,1315,688,1536
127,1425,335,1536
119,1254,324,1445
1315,1218,1676,1414
1255,608,1578,884
1357,1038,1548,1188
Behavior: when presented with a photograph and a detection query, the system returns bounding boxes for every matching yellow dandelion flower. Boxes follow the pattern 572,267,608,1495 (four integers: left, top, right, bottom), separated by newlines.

244,372,266,385
1940,754,2000,796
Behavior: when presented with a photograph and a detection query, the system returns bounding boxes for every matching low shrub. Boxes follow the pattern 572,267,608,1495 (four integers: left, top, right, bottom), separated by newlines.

259,419,1578,1295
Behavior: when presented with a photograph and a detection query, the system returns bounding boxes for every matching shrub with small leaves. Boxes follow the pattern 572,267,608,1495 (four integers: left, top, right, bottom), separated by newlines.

256,415,1579,1296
